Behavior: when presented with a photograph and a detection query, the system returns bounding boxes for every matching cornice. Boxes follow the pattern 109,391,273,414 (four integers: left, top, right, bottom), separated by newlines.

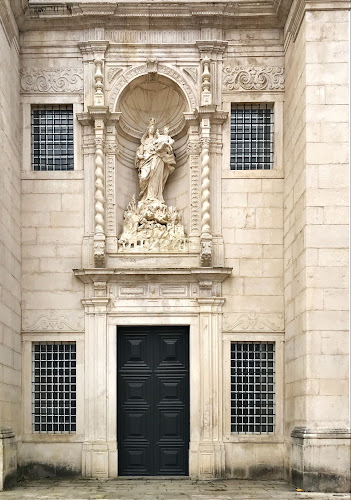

0,0,20,45
74,267,232,285
284,0,350,48
23,1,294,30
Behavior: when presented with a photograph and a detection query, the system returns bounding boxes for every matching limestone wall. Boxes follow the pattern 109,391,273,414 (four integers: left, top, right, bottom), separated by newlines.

21,177,85,328
0,2,21,488
284,17,307,435
284,5,350,491
0,2,21,442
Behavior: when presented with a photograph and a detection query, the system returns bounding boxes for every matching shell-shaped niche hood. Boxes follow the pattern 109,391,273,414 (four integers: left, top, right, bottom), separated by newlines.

116,74,188,140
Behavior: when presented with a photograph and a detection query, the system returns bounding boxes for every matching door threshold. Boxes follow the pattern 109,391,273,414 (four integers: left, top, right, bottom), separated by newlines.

117,476,191,480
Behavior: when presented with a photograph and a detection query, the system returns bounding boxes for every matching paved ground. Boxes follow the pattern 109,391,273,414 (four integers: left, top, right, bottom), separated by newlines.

0,478,350,500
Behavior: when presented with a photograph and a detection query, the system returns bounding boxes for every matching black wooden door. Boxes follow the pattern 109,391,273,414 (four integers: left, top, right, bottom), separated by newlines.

117,326,189,476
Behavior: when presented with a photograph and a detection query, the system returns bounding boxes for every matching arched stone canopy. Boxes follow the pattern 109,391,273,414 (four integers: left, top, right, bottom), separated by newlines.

108,64,198,140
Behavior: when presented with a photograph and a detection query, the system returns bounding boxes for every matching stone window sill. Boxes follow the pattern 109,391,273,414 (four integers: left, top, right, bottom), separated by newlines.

222,170,284,179
22,171,84,180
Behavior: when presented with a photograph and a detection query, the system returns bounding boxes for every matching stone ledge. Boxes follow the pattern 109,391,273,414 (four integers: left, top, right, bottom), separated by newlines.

291,427,351,440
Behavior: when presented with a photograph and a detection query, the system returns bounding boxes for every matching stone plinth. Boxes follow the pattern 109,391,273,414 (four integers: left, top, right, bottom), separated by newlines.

0,428,17,490
291,428,351,493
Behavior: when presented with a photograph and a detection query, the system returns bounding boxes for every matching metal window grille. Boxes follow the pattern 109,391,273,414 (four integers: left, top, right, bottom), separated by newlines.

32,342,76,433
231,342,275,434
230,103,274,170
31,104,74,171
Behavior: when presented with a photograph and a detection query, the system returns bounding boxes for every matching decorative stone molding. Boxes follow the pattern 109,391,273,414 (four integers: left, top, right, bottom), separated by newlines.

107,67,123,83
20,68,83,93
104,141,119,155
105,141,117,240
223,312,284,332
222,66,284,91
183,67,198,83
94,281,107,297
200,239,212,268
187,141,201,156
22,310,84,332
188,142,201,236
108,63,198,112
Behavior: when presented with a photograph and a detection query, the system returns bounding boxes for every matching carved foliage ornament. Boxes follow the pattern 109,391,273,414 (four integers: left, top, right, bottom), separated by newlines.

223,312,284,332
22,310,84,332
20,68,83,92
222,66,284,91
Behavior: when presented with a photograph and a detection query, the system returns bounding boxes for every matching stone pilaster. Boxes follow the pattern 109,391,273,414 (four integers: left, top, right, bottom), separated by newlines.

191,291,225,478
81,283,116,478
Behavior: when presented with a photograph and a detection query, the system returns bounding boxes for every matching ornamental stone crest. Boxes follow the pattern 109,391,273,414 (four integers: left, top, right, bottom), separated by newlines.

22,310,84,332
222,66,284,91
223,312,284,332
20,68,83,92
118,118,187,252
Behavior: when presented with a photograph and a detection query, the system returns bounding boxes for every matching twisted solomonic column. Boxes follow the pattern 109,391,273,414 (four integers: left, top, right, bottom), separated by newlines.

200,136,212,266
94,136,106,266
200,136,211,237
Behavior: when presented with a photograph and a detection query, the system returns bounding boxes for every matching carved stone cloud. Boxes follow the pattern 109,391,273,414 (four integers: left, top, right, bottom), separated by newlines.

20,68,83,92
222,66,284,91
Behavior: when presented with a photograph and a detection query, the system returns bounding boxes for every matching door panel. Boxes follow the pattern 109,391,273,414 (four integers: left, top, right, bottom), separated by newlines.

117,326,189,475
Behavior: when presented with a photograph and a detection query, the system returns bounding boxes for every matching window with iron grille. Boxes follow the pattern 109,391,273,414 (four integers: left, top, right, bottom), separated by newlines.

230,103,274,170
32,342,76,433
231,342,275,434
31,104,74,171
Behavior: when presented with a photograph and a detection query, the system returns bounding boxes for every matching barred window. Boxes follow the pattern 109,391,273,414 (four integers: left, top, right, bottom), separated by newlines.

230,104,274,170
231,342,275,434
32,342,76,433
31,104,74,171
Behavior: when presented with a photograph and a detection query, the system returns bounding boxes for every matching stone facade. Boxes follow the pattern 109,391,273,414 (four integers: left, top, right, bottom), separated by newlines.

0,0,349,492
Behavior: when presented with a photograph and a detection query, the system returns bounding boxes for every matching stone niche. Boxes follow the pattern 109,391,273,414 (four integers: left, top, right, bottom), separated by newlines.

113,73,191,257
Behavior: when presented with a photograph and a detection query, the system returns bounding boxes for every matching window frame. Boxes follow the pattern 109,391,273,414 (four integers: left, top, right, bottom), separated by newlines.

223,333,284,443
32,341,77,434
222,93,284,179
22,334,84,442
31,104,75,172
22,96,83,178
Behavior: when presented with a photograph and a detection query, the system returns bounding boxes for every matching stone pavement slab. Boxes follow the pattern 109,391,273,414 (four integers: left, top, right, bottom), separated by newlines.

0,479,350,500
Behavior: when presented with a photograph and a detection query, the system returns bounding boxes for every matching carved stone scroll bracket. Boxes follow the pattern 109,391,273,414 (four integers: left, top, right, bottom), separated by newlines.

200,239,212,268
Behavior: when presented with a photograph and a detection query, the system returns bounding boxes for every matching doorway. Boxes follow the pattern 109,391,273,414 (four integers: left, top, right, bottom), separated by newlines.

117,326,190,475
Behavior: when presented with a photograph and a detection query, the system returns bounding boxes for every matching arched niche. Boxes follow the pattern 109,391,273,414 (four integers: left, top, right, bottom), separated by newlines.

110,70,195,240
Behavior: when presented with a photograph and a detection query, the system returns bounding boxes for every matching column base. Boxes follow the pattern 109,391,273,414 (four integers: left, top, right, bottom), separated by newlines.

82,441,117,478
189,441,225,479
291,427,351,493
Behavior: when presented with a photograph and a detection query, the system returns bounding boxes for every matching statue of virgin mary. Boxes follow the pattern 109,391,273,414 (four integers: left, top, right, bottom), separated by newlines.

118,118,187,252
135,118,176,203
